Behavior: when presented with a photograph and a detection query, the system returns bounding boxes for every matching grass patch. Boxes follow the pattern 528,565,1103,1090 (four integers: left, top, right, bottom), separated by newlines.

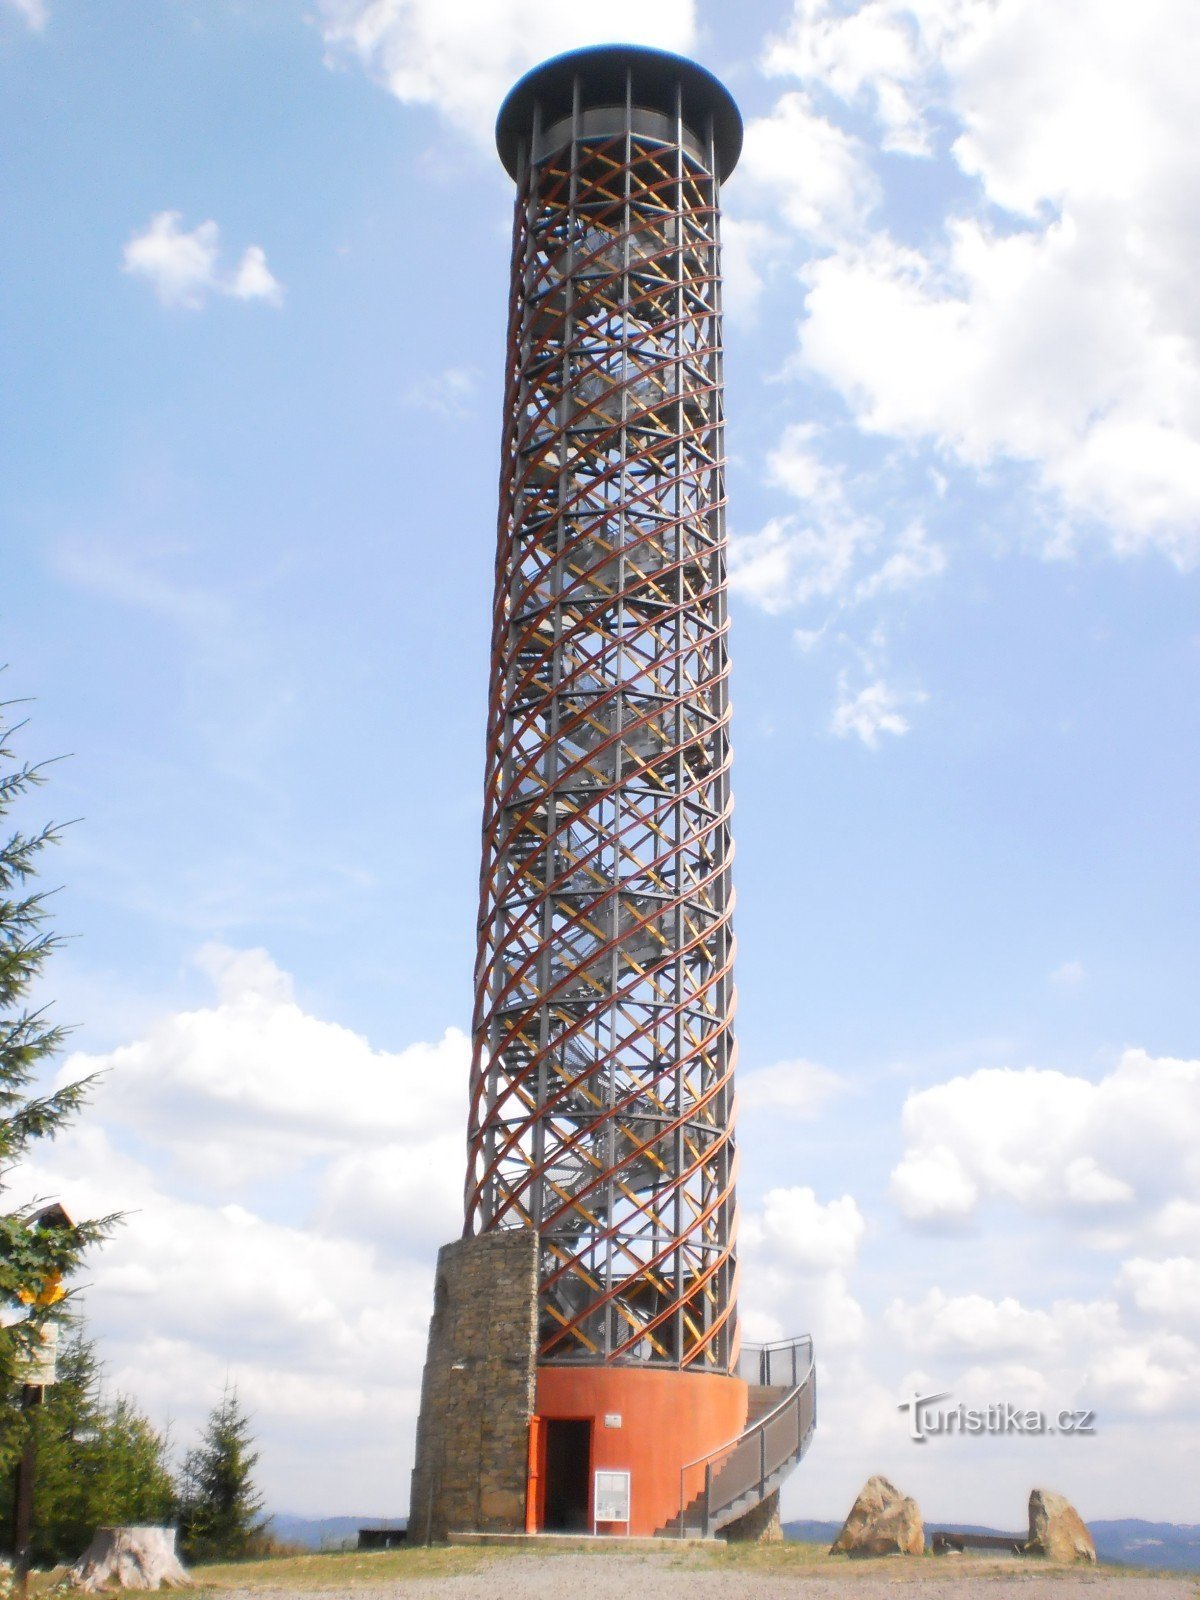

674,1541,834,1571
186,1545,520,1591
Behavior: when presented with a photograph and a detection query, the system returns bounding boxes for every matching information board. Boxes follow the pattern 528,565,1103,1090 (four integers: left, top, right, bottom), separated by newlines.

15,1323,58,1387
594,1469,631,1528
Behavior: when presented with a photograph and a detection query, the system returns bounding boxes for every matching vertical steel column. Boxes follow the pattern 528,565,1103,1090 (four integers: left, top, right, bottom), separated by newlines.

470,48,743,1373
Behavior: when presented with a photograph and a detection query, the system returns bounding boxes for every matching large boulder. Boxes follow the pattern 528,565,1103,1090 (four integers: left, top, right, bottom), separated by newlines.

830,1475,924,1558
1026,1488,1097,1563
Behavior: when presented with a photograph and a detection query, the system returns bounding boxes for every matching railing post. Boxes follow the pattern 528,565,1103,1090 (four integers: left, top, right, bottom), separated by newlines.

759,1424,766,1496
704,1461,713,1539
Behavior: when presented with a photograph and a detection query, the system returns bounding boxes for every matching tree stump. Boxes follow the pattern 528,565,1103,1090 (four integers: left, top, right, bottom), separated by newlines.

68,1526,192,1591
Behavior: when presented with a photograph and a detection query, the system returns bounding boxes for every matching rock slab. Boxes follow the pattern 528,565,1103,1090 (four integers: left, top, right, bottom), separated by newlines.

830,1475,924,1557
1026,1487,1097,1563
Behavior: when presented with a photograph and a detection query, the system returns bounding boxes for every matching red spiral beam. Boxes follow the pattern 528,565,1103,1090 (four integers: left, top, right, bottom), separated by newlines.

466,90,739,1373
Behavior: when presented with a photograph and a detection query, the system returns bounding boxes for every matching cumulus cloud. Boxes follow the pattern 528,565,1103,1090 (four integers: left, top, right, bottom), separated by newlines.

1050,959,1087,986
830,673,925,747
886,1288,1086,1364
2,0,46,28
737,90,877,241
64,942,469,1192
739,1057,845,1119
14,947,467,1512
740,1185,868,1356
720,215,787,321
854,521,946,600
122,212,283,310
731,427,945,616
758,0,1200,562
730,426,878,612
886,1286,1200,1421
317,0,695,145
1119,1257,1200,1329
890,1051,1200,1229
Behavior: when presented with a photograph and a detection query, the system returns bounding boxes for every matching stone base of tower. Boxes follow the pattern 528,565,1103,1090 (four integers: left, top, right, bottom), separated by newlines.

407,1231,754,1543
408,1231,538,1544
530,1365,749,1538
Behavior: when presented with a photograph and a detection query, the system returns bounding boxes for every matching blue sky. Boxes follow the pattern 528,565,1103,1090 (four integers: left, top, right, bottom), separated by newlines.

4,0,1199,1527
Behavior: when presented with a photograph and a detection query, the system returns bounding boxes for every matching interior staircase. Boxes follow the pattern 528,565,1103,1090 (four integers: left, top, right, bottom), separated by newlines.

657,1337,817,1539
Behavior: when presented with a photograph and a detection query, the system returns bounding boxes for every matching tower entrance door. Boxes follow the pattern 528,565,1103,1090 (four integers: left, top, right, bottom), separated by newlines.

542,1418,591,1532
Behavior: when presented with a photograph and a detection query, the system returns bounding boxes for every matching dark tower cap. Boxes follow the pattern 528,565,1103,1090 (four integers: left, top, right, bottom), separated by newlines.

496,43,743,183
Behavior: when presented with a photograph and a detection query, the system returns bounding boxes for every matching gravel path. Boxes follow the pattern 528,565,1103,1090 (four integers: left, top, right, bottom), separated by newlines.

215,1551,1198,1600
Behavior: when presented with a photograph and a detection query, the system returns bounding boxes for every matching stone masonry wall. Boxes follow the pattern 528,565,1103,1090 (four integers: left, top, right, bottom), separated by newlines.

723,1487,783,1543
408,1230,538,1542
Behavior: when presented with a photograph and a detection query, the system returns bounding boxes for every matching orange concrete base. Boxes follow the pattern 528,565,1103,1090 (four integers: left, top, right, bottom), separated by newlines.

531,1365,748,1538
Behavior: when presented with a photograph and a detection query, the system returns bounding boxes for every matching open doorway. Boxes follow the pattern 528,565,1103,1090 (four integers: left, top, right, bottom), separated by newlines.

542,1418,592,1532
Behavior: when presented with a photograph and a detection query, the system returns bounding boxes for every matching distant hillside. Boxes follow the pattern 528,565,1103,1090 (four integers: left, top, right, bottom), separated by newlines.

783,1518,1200,1575
268,1515,406,1551
1089,1521,1200,1574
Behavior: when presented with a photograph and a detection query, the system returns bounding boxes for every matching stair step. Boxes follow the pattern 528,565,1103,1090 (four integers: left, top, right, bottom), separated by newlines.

655,1337,816,1538
745,1384,788,1423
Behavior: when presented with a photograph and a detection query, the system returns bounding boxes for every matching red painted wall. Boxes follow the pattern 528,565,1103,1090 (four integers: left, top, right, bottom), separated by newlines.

533,1365,749,1537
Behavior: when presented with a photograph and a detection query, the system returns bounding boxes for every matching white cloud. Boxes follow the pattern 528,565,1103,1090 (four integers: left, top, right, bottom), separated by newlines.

887,1142,978,1226
729,426,879,613
58,943,470,1190
1119,1257,1200,1329
855,520,946,600
760,0,1200,562
122,212,283,310
407,365,478,417
830,673,925,747
731,428,945,617
889,1051,1200,1229
737,90,877,240
1050,959,1086,986
720,216,786,322
317,0,695,146
731,515,867,615
886,1288,1074,1362
765,0,932,155
886,1286,1200,1421
229,243,282,303
741,1186,868,1352
14,947,467,1512
740,1058,845,1118
749,1186,866,1274
2,0,45,28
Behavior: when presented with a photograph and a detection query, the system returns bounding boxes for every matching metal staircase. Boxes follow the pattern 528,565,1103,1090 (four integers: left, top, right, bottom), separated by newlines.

661,1337,817,1538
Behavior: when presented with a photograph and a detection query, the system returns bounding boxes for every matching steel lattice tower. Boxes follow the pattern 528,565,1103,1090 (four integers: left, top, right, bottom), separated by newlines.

468,46,742,1375
409,48,821,1546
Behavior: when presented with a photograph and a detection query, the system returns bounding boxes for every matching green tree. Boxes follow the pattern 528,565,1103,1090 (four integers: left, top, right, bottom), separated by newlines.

0,692,116,1467
177,1388,266,1563
0,1319,175,1563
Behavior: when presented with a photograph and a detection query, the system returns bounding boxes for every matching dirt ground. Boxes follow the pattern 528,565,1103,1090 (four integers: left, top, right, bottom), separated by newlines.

200,1547,1200,1600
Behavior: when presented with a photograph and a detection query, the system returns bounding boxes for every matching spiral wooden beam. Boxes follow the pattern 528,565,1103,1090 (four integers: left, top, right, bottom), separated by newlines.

466,98,739,1372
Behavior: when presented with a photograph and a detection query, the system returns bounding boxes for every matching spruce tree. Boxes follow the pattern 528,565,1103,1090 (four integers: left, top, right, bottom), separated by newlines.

0,692,115,1460
177,1388,266,1563
0,1320,175,1563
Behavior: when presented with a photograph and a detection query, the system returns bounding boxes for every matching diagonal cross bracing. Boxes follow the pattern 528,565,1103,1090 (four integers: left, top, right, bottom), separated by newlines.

466,100,739,1372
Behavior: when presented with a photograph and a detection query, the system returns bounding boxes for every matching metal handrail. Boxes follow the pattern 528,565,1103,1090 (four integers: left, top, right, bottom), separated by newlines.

676,1335,816,1538
737,1336,813,1389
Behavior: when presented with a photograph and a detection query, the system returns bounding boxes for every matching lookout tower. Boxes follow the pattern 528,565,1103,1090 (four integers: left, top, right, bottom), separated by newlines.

409,43,815,1542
